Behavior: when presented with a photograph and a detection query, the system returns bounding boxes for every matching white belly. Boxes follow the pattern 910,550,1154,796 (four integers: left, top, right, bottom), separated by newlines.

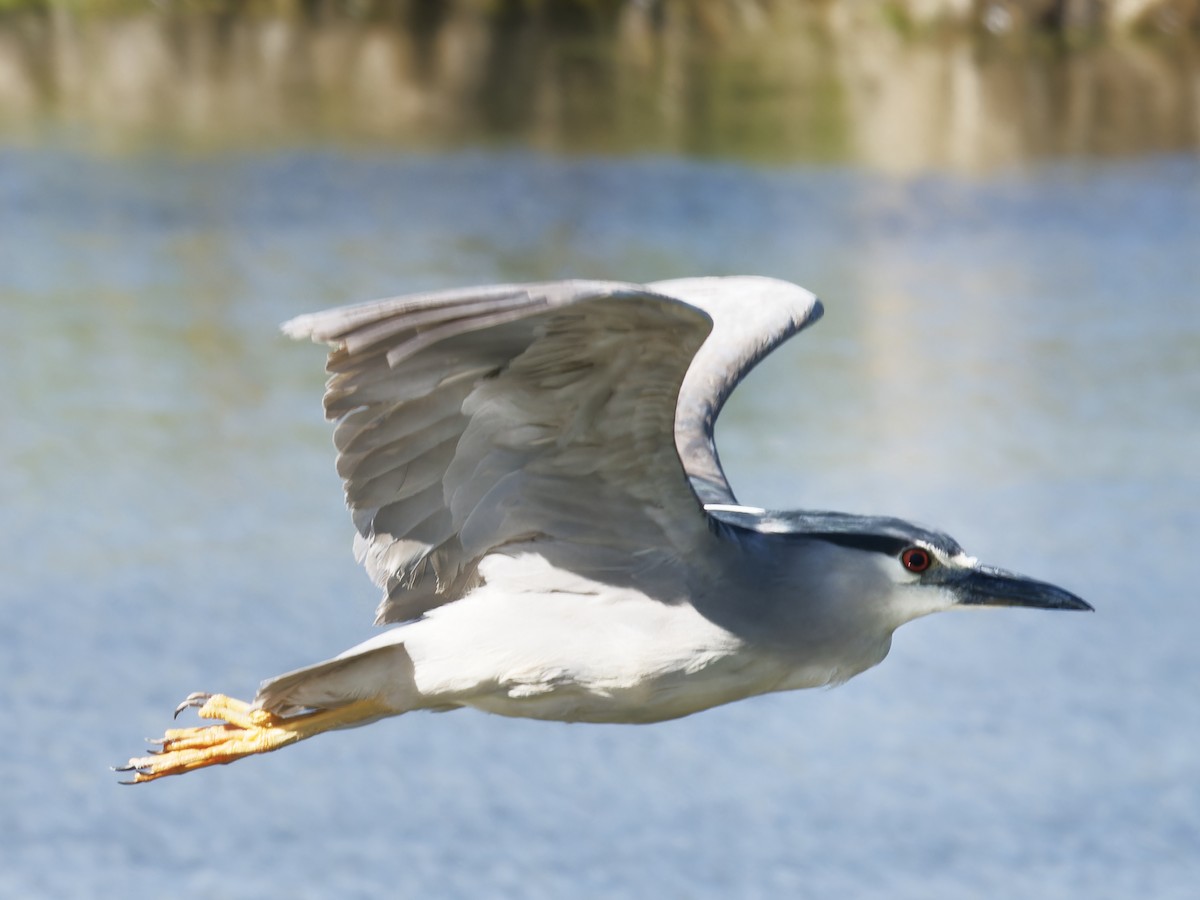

398,575,819,724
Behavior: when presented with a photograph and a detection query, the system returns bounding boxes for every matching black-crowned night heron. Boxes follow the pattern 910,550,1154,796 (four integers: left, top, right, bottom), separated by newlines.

121,277,1090,783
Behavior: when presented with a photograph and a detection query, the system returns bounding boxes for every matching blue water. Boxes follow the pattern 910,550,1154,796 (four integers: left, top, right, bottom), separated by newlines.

2,147,1197,898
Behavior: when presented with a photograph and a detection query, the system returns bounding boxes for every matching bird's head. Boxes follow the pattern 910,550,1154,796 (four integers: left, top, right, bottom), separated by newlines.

852,530,1094,629
710,506,1092,632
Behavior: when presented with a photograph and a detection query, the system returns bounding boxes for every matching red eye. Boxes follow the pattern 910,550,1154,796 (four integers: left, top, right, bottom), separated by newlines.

901,547,932,573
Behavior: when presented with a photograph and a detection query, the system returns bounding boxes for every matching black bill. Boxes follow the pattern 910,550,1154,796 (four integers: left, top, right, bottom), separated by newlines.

942,565,1093,611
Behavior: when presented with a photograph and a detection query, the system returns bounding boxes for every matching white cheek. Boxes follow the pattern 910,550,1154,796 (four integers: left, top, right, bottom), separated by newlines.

895,584,958,621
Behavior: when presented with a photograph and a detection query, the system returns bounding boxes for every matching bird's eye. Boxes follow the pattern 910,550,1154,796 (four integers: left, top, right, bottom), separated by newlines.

901,547,933,573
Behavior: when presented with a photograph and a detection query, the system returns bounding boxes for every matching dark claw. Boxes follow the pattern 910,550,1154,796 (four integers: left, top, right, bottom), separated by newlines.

174,692,213,719
114,762,149,784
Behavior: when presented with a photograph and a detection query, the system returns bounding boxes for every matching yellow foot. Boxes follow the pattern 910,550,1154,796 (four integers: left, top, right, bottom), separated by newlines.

118,692,388,784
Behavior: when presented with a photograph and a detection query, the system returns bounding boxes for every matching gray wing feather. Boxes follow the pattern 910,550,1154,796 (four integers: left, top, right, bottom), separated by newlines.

283,276,821,624
649,276,823,506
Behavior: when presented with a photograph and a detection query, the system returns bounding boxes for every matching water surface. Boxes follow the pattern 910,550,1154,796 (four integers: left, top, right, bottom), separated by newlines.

1,13,1198,899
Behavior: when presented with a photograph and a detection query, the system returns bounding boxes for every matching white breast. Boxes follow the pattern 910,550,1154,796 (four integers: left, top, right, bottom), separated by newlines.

397,552,809,723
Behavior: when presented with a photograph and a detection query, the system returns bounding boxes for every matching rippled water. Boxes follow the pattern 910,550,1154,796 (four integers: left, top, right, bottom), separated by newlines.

2,27,1198,898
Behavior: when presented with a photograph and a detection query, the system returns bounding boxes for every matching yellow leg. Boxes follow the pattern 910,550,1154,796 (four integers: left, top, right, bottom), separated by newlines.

119,693,389,784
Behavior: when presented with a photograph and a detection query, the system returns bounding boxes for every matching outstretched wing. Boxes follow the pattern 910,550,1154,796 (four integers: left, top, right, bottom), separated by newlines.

284,276,821,624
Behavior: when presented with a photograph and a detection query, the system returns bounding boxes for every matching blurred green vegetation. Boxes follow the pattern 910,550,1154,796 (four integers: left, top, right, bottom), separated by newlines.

0,0,1197,33
0,1,1196,168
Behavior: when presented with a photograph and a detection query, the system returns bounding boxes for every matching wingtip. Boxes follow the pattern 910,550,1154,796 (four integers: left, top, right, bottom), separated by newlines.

280,314,316,341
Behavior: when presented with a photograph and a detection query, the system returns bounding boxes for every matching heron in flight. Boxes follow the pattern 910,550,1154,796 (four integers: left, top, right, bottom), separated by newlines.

121,276,1090,783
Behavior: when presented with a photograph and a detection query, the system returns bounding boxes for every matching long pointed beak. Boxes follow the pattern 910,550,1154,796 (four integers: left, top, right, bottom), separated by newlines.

948,565,1093,611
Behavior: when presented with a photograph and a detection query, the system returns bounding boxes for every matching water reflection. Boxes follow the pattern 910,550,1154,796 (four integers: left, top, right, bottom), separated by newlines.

4,143,1197,898
0,6,1196,169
